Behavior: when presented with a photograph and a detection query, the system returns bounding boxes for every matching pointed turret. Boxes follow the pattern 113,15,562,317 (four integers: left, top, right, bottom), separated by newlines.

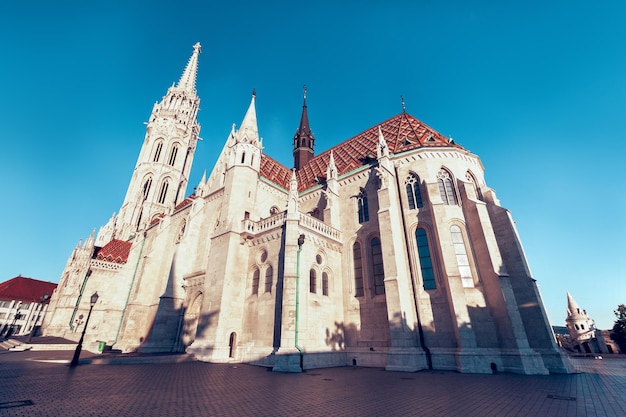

565,291,596,346
326,150,337,181
566,291,584,317
293,86,315,170
237,90,259,144
377,126,389,159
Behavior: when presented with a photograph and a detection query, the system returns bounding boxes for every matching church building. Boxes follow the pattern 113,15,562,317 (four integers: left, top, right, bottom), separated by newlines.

43,43,573,374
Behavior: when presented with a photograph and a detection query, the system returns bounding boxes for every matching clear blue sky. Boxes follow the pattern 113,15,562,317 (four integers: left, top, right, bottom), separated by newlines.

1,1,624,329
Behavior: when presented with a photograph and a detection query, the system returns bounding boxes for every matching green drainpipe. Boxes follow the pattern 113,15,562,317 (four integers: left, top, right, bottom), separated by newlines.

295,234,305,370
112,233,146,347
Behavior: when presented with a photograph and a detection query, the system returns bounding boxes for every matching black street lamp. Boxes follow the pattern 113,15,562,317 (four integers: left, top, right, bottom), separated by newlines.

70,292,99,367
27,293,50,343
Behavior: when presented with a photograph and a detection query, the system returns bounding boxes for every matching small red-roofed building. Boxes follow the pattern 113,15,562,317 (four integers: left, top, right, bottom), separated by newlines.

43,44,573,375
0,276,56,337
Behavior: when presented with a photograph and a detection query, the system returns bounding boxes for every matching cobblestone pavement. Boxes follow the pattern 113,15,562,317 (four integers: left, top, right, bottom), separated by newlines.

1,351,625,417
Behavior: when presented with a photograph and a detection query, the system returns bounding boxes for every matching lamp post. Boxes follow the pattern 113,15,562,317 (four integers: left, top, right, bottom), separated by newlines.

27,294,50,343
70,292,99,367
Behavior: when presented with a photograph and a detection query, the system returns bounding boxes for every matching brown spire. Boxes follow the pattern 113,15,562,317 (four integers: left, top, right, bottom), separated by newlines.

293,85,315,170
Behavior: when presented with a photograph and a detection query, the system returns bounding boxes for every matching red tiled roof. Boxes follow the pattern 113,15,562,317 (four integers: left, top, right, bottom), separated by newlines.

0,276,57,303
94,239,132,264
174,194,196,211
259,112,463,191
259,154,293,190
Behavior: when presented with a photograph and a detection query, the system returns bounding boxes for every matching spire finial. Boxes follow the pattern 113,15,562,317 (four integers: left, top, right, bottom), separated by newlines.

252,88,256,98
303,85,307,100
401,95,406,113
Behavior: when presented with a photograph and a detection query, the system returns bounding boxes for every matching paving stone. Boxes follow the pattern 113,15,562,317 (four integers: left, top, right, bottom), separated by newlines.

0,351,624,416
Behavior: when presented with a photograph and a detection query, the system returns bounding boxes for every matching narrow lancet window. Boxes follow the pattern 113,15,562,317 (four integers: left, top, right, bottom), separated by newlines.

264,265,273,293
451,225,474,288
416,228,436,290
252,269,260,295
168,145,179,166
357,189,369,223
353,242,364,297
310,269,317,293
158,181,169,204
371,237,385,295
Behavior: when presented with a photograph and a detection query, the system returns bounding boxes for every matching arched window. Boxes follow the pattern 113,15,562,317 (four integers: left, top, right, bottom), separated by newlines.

357,189,369,223
158,180,169,204
241,151,246,164
142,177,152,201
466,171,483,200
168,145,179,166
353,242,364,297
153,142,163,162
371,237,385,295
264,265,273,293
322,272,329,296
251,269,259,295
310,269,317,293
451,225,474,288
437,169,457,205
405,173,423,209
416,228,436,290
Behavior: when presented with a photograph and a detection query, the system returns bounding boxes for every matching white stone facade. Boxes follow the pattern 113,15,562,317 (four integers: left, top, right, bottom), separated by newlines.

42,44,574,374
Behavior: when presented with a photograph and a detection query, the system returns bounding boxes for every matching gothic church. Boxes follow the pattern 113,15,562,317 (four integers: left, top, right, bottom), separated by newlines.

43,43,573,374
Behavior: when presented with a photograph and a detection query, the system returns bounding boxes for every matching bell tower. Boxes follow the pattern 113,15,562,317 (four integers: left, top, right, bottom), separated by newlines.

111,43,202,241
292,86,315,170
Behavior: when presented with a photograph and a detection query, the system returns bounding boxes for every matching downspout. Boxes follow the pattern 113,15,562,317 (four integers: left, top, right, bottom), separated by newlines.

295,234,305,370
394,166,432,369
112,232,147,347
69,269,92,331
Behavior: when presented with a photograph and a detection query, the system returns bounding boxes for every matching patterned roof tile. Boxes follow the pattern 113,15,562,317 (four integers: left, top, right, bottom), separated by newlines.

95,239,132,264
259,112,462,191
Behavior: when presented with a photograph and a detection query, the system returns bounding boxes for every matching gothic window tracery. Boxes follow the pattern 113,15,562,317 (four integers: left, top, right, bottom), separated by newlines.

142,177,153,201
437,169,458,205
466,171,483,200
153,142,163,162
405,173,423,209
451,225,474,288
416,228,436,290
371,237,385,295
357,189,369,223
168,145,179,166
353,242,364,297
158,180,169,204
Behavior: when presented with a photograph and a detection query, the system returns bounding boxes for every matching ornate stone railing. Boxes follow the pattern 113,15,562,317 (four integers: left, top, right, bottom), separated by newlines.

241,211,286,237
241,211,341,243
299,213,342,242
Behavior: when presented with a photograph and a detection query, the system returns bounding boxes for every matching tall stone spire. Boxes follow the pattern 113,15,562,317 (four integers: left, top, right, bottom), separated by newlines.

177,42,201,94
111,43,202,241
293,86,315,170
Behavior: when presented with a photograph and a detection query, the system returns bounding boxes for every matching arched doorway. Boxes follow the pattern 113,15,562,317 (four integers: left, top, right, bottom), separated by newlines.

181,292,203,348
